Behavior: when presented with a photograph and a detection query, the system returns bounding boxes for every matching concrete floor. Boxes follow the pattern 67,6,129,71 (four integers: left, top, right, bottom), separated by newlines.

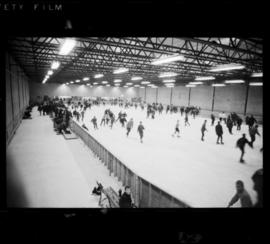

6,108,123,208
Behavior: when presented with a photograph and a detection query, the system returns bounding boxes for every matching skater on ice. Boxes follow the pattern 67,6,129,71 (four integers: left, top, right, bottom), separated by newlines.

226,116,233,135
184,113,190,126
251,169,263,208
201,120,207,141
215,121,224,144
91,116,98,129
100,114,106,126
126,118,134,137
119,186,133,208
211,113,215,126
137,121,145,143
249,124,261,147
172,120,180,137
236,116,243,131
227,180,253,208
236,133,253,163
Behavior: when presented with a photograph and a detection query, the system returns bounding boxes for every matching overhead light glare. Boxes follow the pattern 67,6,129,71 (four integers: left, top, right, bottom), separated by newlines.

131,76,143,81
94,74,104,78
158,72,178,78
59,39,76,55
113,67,129,74
151,55,185,65
114,79,122,83
249,82,263,86
51,61,60,70
195,76,215,81
212,84,226,87
225,80,245,84
209,63,245,72
48,70,53,75
251,72,263,77
189,82,203,85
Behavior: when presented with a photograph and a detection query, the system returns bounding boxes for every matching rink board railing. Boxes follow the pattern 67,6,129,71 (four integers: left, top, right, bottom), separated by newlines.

70,120,190,208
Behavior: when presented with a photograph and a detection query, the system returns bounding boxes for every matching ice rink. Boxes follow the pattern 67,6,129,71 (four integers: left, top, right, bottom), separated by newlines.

70,104,263,208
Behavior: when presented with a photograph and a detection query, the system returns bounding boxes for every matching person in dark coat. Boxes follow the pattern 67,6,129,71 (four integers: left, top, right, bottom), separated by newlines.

120,116,127,127
249,124,261,147
227,180,253,208
211,114,215,126
236,133,252,163
215,121,224,144
236,117,243,130
180,107,184,116
184,113,190,126
81,109,85,122
166,105,170,114
38,104,42,115
119,186,133,208
172,120,180,138
201,120,207,141
110,114,115,129
116,111,122,122
248,115,257,128
126,118,134,137
100,114,106,126
137,121,145,143
251,169,263,208
226,117,233,134
91,116,98,129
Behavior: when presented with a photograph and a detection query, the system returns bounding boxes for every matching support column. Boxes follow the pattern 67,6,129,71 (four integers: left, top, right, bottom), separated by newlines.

144,87,146,102
17,68,21,112
9,60,14,128
156,87,158,103
244,83,250,115
211,86,216,112
170,88,173,105
188,88,191,106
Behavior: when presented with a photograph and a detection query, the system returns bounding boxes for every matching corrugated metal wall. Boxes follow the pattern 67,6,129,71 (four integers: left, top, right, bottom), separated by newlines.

6,52,30,145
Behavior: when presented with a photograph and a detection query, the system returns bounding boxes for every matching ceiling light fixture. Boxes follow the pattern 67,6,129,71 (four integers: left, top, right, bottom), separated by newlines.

195,76,215,81
209,63,245,72
151,55,185,65
158,72,178,78
113,67,129,74
51,61,60,70
59,39,76,55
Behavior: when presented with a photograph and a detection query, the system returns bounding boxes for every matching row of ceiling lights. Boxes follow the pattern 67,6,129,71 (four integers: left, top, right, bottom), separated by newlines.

42,38,263,85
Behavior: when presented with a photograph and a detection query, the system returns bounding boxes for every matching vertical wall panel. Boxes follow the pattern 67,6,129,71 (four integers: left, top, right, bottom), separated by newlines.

138,88,145,100
11,73,20,121
213,85,247,113
189,86,213,110
145,88,157,103
6,53,30,145
19,75,24,111
246,86,263,116
6,69,13,139
157,87,171,105
171,86,189,106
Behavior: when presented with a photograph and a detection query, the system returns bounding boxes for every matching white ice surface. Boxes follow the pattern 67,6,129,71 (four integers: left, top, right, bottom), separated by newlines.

71,104,263,207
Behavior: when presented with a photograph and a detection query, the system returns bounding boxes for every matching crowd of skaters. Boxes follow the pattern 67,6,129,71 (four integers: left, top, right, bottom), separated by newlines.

34,96,262,207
